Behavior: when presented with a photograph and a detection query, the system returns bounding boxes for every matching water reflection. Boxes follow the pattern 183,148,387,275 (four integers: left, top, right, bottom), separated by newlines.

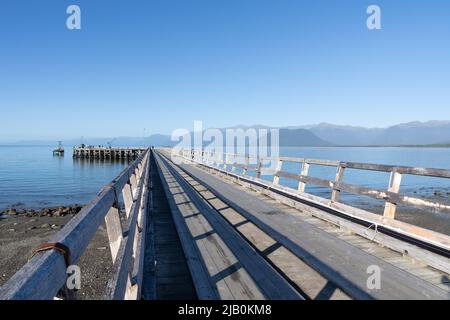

0,146,131,210
72,157,131,170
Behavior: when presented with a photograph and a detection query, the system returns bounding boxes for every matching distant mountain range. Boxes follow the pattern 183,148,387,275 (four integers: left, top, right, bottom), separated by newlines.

3,121,450,147
296,121,450,146
278,128,330,146
265,121,450,146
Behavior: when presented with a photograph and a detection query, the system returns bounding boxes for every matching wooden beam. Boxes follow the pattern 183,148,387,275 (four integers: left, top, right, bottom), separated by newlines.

242,155,250,175
298,161,310,192
256,159,262,178
383,172,402,219
184,154,450,254
105,205,123,263
343,162,450,178
273,159,283,185
331,164,346,202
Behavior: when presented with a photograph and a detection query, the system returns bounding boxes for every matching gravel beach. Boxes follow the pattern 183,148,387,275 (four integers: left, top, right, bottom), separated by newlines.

0,202,448,300
0,206,113,300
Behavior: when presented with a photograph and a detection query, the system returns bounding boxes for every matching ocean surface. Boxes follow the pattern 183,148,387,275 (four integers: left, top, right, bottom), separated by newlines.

1,146,450,218
278,146,450,208
0,146,130,211
243,147,450,215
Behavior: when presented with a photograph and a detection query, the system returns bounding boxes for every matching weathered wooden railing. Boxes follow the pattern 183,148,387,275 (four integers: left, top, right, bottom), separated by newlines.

0,148,151,300
177,148,450,253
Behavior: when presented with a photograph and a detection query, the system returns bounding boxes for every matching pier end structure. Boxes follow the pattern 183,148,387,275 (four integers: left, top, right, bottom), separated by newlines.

72,146,147,160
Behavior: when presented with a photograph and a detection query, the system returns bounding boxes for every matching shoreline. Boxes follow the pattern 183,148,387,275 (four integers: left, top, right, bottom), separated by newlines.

0,204,112,299
0,200,448,298
0,204,84,219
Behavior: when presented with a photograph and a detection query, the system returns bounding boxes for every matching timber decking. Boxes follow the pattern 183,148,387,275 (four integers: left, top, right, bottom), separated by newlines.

155,149,450,300
154,152,303,300
141,155,197,300
1,147,449,300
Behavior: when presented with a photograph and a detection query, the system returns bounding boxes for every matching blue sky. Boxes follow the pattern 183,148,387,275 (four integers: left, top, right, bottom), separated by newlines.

1,0,449,140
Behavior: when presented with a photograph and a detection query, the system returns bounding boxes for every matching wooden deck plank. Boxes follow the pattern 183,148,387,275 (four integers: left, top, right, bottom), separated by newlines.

154,157,220,299
179,171,353,300
236,223,277,252
142,155,197,300
171,156,449,300
154,152,303,300
170,164,302,300
219,208,247,226
168,188,238,299
191,185,353,300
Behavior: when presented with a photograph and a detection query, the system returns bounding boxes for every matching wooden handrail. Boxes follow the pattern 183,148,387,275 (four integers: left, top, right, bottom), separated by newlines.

185,149,450,216
0,149,151,300
180,152,450,244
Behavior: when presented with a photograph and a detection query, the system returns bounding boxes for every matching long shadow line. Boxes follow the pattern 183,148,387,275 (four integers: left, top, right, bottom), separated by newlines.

157,151,304,300
166,155,375,300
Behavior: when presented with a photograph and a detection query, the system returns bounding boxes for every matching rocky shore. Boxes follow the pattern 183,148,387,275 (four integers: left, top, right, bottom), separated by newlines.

0,204,112,299
0,204,84,218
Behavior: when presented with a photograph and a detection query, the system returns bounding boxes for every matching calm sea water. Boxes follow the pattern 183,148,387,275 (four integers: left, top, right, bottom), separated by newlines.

1,146,450,214
239,147,450,215
0,146,129,211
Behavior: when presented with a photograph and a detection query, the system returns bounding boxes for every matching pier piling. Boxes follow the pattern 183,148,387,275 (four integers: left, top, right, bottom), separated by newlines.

72,147,146,160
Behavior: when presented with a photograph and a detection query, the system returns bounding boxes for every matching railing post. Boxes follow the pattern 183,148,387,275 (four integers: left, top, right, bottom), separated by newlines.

256,157,263,179
210,150,215,166
223,153,228,171
231,154,237,172
298,161,309,192
136,164,142,182
104,153,149,300
105,204,123,263
127,152,150,300
273,159,283,185
215,151,221,168
331,163,346,202
134,167,140,185
383,171,402,219
122,178,134,219
130,171,138,195
243,155,250,175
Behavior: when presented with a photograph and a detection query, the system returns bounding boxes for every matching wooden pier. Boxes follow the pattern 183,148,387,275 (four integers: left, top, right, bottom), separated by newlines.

1,148,449,300
72,147,147,160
